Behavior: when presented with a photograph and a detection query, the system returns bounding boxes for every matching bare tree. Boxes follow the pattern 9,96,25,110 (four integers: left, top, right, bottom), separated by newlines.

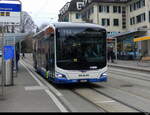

20,11,37,33
2,11,37,33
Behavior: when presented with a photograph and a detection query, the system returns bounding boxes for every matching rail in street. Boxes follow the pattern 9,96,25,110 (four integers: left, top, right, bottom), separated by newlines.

0,54,150,112
21,54,150,112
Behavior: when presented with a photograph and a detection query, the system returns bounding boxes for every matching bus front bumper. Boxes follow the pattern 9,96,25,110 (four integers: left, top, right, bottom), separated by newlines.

52,76,108,84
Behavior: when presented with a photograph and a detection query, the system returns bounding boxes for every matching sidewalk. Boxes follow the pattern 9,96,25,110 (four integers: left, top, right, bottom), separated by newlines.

108,60,150,72
0,60,60,112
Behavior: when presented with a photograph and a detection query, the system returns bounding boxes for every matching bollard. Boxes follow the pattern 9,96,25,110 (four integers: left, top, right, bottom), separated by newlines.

4,59,13,86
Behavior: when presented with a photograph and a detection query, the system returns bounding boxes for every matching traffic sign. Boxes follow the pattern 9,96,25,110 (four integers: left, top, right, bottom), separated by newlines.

0,0,21,25
4,46,15,60
0,3,21,12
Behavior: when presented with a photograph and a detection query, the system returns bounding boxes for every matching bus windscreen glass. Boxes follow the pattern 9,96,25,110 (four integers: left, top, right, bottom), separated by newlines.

56,27,107,70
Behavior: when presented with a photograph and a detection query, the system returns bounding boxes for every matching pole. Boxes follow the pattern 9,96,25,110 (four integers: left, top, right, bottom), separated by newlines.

115,38,118,62
19,40,21,55
13,37,17,77
1,24,5,97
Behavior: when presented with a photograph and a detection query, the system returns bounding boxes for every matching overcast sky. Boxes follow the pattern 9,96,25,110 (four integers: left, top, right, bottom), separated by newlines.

21,0,70,26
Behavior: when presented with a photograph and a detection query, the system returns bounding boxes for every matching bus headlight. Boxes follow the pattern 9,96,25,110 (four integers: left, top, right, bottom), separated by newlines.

56,72,66,78
101,72,107,77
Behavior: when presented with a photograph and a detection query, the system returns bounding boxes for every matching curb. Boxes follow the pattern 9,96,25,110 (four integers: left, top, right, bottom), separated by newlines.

108,64,150,73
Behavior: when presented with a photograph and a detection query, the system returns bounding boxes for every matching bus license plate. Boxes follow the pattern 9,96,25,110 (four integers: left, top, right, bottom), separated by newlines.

80,80,87,83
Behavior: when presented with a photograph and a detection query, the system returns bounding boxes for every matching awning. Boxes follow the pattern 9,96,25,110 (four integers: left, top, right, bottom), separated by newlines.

109,30,146,38
134,36,150,42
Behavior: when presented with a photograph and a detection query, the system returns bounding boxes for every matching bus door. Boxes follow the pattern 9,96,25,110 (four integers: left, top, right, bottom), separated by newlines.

48,34,55,78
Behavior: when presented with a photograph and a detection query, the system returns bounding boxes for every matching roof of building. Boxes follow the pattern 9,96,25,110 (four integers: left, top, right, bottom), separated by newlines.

91,0,130,3
80,0,132,13
59,0,82,17
68,0,83,11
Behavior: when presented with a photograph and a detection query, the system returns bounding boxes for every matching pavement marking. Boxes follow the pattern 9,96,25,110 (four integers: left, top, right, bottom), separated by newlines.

21,61,68,112
22,61,63,97
21,60,78,112
24,86,48,91
96,101,116,104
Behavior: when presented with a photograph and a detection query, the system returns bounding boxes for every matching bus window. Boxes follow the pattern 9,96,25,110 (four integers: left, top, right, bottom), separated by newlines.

56,28,106,70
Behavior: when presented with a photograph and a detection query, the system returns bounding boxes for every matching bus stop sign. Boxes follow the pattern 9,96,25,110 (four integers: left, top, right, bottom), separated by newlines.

0,1,21,25
0,3,21,12
4,46,15,61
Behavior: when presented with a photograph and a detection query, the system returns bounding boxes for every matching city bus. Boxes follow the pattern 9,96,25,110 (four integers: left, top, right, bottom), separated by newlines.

33,22,108,84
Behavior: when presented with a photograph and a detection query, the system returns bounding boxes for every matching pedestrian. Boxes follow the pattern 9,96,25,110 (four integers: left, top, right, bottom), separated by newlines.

107,48,111,62
16,50,20,71
107,47,115,63
110,49,115,63
22,52,25,59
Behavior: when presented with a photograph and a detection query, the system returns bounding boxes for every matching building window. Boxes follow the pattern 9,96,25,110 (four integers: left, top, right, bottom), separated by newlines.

136,13,145,23
99,5,109,13
91,6,94,14
130,17,135,25
113,6,117,13
130,0,145,12
114,19,119,26
149,11,150,22
77,2,84,10
102,18,110,26
113,6,121,13
76,13,81,19
118,6,121,13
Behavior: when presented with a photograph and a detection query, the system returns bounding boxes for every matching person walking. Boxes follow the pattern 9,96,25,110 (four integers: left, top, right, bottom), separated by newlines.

22,52,25,59
107,47,115,63
16,50,20,71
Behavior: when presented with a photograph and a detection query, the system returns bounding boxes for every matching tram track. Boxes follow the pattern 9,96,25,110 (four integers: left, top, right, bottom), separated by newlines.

109,68,150,82
108,68,150,91
22,59,105,112
70,84,141,112
109,73,150,89
22,58,147,112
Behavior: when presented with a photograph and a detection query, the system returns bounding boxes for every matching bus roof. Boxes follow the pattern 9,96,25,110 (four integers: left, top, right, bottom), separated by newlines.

51,22,105,29
34,22,106,38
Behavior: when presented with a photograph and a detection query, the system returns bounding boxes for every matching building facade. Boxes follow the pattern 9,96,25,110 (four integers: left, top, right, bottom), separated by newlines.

58,0,150,59
59,0,84,23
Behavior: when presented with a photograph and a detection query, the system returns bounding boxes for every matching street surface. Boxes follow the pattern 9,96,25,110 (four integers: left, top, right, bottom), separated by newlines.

0,54,150,112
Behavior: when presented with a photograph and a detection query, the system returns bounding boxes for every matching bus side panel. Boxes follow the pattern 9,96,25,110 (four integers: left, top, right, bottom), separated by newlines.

47,29,55,80
33,27,56,82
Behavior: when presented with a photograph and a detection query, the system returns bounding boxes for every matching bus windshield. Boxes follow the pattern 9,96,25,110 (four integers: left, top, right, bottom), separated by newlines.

56,27,107,70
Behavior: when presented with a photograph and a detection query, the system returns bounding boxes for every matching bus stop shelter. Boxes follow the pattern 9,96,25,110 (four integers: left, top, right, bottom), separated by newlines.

110,30,147,60
133,36,150,57
0,33,31,97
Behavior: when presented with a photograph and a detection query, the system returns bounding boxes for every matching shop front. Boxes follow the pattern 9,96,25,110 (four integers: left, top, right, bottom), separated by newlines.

134,36,150,57
110,30,147,60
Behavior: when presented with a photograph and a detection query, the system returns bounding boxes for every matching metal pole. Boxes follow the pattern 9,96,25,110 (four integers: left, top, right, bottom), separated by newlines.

1,24,5,97
13,37,17,77
19,40,21,55
115,38,118,62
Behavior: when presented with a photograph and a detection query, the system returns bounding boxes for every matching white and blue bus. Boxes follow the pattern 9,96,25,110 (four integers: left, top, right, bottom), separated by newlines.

33,22,108,84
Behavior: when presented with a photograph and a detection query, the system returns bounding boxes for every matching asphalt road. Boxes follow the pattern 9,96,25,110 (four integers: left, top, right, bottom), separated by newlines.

1,54,150,112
